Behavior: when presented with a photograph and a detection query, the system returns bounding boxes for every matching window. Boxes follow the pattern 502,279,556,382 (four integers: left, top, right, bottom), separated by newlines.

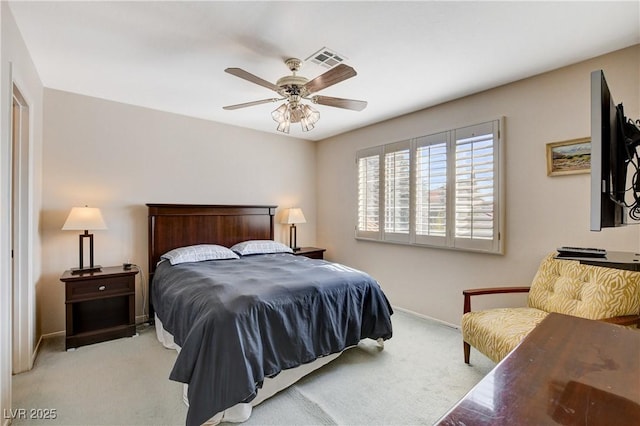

356,119,503,254
415,132,449,246
357,147,381,239
384,141,410,242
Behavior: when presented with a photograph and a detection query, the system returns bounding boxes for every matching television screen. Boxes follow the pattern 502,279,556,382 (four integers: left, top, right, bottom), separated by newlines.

590,70,625,231
590,70,640,231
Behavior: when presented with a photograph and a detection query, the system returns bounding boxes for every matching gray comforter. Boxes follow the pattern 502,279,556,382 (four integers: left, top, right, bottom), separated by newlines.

152,253,393,426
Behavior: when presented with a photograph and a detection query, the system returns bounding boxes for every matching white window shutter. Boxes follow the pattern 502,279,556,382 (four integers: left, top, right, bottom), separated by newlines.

384,141,411,242
356,147,383,239
414,132,449,246
453,121,499,252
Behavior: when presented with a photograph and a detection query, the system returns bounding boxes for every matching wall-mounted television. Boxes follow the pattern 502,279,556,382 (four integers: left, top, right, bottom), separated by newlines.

590,70,640,231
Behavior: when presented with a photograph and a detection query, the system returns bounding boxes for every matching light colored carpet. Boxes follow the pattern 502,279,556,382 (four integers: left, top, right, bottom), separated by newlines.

12,310,494,425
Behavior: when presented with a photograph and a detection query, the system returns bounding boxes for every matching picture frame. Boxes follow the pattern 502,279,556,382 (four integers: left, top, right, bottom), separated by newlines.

546,137,591,176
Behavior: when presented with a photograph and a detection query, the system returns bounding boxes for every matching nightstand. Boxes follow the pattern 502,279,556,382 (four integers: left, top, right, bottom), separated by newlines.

60,265,138,350
293,247,326,260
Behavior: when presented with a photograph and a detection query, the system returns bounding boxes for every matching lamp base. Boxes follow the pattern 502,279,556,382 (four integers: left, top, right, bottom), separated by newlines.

292,247,301,252
70,265,102,275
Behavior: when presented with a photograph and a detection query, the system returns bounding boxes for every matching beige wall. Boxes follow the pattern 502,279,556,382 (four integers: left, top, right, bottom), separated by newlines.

317,45,640,326
40,90,317,335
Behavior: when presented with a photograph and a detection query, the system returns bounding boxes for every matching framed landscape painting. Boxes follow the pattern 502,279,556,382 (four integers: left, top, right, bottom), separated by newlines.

546,137,591,176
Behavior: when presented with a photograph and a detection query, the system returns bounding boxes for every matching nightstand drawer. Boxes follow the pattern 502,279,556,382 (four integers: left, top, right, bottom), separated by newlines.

293,247,326,260
66,275,134,302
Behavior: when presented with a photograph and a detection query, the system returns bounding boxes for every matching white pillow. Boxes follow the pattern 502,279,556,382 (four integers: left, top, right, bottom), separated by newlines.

231,240,293,256
161,244,239,265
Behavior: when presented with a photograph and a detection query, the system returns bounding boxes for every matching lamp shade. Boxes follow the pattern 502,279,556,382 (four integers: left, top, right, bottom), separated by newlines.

62,207,108,231
281,208,306,225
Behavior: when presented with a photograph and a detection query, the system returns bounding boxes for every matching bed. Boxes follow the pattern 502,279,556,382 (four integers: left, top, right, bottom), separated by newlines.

147,204,393,426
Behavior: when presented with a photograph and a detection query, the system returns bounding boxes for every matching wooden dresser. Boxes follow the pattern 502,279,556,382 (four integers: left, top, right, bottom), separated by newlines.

437,313,640,425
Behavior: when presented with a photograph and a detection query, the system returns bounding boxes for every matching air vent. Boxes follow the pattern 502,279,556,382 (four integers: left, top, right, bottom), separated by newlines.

305,47,346,69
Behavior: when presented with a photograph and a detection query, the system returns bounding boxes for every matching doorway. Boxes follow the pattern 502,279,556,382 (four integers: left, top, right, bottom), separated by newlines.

11,84,32,374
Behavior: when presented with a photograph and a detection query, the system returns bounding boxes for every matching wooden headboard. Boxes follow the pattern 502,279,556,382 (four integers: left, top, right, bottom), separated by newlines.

147,204,276,319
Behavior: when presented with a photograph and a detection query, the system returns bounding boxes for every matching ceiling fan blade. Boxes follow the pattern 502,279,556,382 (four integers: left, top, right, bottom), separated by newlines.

223,98,283,110
225,68,281,92
312,95,367,111
304,64,357,94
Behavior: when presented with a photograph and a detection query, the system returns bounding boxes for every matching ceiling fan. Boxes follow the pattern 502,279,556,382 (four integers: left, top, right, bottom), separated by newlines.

223,58,367,133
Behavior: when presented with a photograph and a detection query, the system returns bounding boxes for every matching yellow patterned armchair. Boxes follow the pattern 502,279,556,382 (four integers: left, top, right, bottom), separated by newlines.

462,253,640,364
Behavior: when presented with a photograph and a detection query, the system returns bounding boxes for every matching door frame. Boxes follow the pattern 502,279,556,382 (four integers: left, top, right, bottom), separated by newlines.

11,82,34,374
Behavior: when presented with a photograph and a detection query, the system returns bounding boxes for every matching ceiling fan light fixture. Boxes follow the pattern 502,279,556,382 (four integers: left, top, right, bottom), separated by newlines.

273,101,320,132
276,117,291,134
271,103,288,123
300,117,314,132
273,102,292,133
299,104,320,132
302,104,320,125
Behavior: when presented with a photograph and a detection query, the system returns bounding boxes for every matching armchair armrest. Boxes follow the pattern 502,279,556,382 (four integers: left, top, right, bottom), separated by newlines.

600,315,640,327
463,286,531,314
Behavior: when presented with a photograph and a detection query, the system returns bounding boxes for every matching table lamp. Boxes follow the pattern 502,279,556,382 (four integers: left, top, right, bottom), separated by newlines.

281,208,306,251
62,206,108,274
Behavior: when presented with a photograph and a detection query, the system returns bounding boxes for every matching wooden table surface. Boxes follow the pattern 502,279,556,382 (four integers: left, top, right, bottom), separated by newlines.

437,313,640,425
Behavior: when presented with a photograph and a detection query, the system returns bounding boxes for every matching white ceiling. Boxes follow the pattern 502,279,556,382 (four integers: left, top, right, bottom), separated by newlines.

8,1,640,141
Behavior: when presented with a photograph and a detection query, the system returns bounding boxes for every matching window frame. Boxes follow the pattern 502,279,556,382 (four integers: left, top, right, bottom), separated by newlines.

355,119,504,255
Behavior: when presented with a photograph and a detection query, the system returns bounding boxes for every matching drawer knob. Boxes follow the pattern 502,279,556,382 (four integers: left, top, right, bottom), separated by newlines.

98,285,106,291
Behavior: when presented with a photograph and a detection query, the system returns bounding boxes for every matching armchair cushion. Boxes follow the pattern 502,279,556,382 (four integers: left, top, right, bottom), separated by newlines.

528,254,640,319
462,307,549,363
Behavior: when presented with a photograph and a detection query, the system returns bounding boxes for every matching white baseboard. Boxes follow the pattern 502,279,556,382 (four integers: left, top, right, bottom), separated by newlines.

41,330,65,339
392,306,461,330
31,330,65,370
32,336,43,366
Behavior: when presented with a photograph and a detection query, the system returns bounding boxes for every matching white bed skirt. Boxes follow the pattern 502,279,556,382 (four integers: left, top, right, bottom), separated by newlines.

155,314,343,424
